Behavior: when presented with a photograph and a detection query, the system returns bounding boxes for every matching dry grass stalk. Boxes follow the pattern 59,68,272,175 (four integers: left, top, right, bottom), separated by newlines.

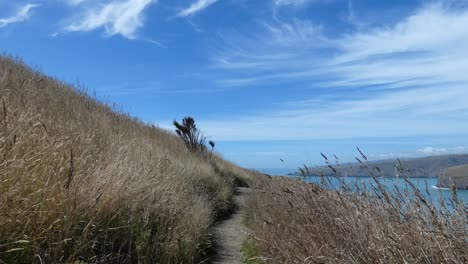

0,56,254,263
245,173,467,263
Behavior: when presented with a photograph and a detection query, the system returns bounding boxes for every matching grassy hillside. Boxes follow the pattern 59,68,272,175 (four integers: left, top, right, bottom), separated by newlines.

245,176,467,263
438,164,468,189
302,154,468,177
0,56,255,263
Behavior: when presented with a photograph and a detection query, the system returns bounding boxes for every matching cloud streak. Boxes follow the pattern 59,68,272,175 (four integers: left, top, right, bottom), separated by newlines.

187,84,468,141
192,3,468,141
66,0,90,6
0,3,39,28
177,0,219,17
65,0,154,39
273,0,316,7
370,146,468,160
215,3,468,88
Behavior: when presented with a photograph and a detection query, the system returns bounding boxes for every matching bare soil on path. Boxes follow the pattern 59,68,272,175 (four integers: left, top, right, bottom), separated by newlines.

210,187,251,264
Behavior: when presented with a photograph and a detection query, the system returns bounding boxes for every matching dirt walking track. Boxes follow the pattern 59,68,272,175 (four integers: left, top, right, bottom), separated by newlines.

210,187,251,264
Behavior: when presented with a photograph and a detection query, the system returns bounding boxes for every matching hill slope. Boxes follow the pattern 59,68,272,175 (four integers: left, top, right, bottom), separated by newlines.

0,56,254,263
438,164,468,189
302,154,468,177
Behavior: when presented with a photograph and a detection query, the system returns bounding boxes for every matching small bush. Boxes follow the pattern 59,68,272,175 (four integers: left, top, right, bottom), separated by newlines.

173,116,207,155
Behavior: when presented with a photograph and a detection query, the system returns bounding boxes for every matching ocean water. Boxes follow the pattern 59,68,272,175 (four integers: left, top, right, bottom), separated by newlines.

253,168,467,208
253,168,293,175
305,176,467,208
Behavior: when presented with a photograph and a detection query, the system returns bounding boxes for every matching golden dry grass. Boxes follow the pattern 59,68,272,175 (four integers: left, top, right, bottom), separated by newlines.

245,176,467,263
0,56,254,263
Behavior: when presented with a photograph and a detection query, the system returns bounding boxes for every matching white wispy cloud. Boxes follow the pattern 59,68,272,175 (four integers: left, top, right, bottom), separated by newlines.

417,146,467,155
215,3,468,87
177,0,219,17
273,0,316,7
191,3,468,141
370,146,467,160
182,84,468,141
65,0,154,39
66,0,90,6
0,3,39,28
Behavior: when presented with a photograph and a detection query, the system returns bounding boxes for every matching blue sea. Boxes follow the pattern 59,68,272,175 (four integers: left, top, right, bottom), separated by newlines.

305,176,467,209
253,168,294,175
253,169,467,208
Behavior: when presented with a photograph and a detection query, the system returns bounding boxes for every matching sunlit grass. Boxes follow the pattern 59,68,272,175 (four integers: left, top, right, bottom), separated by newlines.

0,56,254,263
245,159,467,263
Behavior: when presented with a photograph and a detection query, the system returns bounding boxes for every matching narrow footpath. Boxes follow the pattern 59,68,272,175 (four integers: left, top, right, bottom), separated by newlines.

211,187,251,264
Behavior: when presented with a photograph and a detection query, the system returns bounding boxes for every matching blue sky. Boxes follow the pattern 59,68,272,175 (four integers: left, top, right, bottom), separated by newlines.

2,0,468,170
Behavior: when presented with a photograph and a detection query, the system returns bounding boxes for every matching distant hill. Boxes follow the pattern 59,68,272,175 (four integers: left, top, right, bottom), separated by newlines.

301,154,468,178
438,164,468,189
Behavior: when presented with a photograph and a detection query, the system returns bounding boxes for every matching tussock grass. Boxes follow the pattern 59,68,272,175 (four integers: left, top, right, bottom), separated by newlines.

0,56,253,263
245,174,467,263
242,239,263,264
